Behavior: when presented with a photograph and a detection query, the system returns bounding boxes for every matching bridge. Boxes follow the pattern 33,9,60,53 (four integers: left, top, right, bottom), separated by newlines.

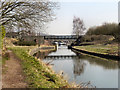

44,35,78,45
44,35,78,39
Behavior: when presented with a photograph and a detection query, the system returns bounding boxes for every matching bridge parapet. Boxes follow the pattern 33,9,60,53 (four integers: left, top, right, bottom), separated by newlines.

44,35,78,39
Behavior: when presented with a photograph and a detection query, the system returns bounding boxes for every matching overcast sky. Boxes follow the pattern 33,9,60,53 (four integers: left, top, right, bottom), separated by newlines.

46,0,119,35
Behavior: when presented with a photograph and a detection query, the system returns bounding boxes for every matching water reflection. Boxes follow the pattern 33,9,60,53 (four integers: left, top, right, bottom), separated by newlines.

34,50,118,70
33,50,54,59
73,56,86,77
74,50,118,70
45,55,76,60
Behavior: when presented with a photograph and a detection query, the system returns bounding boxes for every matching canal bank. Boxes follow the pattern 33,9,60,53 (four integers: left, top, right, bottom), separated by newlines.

71,45,119,61
29,45,56,56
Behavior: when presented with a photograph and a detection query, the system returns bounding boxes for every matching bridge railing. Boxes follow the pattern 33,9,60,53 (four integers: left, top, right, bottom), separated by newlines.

44,35,78,39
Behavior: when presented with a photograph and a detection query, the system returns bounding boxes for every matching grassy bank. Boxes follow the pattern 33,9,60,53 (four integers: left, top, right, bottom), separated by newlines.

73,44,118,56
9,46,69,88
2,52,9,65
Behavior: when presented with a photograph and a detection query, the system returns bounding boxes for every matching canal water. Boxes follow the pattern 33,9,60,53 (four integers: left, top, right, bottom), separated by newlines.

34,45,118,88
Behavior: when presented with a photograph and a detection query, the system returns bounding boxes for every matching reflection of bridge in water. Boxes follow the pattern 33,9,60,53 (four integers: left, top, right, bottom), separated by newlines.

44,55,76,60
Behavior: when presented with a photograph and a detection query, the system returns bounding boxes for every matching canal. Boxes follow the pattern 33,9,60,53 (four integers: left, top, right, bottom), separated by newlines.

34,45,118,88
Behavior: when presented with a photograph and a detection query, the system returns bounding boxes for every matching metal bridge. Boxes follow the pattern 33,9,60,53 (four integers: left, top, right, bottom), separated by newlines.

44,35,78,40
43,35,78,45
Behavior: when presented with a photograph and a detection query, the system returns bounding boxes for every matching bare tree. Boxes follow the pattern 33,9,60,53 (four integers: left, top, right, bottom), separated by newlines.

0,0,59,33
73,16,86,37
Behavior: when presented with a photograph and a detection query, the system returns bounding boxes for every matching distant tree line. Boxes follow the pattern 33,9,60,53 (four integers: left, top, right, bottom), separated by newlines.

86,23,119,40
71,22,119,46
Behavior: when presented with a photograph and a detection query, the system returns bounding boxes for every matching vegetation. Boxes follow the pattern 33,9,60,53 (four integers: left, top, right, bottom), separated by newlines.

0,25,6,49
2,52,9,65
0,29,2,49
72,22,119,46
86,23,119,41
0,25,6,39
72,35,116,46
9,47,69,88
13,40,37,46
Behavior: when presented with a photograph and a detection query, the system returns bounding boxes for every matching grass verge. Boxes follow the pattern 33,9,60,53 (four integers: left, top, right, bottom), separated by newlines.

9,46,69,88
73,44,118,56
2,52,9,65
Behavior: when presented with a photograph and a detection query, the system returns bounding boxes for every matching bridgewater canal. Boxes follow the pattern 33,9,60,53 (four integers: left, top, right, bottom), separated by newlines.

34,45,118,88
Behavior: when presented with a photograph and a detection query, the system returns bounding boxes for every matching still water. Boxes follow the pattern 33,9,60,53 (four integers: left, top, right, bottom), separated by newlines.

34,46,118,88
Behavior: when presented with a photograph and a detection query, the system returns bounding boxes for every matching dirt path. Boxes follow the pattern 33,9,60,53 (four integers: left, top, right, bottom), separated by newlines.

2,50,28,88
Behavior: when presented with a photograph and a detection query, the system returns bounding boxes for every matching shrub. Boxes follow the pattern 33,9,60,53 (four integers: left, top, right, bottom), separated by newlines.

0,25,6,49
86,23,119,41
13,40,37,46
